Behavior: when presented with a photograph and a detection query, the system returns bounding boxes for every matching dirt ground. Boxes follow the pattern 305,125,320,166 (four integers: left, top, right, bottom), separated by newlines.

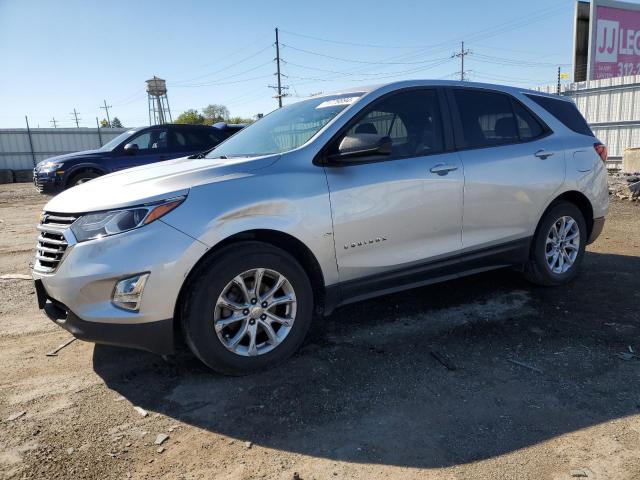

1,182,639,480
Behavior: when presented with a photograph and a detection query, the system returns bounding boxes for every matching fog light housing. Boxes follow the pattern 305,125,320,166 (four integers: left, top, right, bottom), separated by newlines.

112,273,149,311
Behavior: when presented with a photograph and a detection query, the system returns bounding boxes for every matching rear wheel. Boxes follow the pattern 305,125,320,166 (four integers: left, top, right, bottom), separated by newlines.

524,201,587,286
182,242,314,375
68,171,100,188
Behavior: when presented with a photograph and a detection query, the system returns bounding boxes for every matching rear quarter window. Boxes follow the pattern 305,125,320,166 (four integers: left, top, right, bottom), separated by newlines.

525,94,593,137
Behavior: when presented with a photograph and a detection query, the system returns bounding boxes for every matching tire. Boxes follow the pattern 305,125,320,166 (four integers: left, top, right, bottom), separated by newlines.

523,201,587,286
181,241,314,375
68,171,100,188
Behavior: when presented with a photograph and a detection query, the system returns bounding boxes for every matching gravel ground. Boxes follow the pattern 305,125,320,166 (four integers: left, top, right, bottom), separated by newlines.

1,182,640,480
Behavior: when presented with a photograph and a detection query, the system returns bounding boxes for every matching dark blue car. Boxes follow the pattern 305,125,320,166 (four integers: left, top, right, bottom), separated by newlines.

33,123,243,193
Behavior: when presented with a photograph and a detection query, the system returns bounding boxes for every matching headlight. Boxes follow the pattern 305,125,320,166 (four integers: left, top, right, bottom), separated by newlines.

70,196,185,242
38,162,63,172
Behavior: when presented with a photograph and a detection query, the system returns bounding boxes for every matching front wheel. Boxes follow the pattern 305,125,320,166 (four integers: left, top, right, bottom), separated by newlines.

181,242,314,375
524,201,587,286
68,171,100,188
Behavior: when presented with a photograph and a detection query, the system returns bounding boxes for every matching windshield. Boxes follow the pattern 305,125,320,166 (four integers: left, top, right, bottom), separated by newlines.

99,130,137,152
206,93,363,158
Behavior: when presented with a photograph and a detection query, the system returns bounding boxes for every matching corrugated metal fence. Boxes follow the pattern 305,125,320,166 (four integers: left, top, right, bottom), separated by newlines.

536,74,640,169
0,128,127,171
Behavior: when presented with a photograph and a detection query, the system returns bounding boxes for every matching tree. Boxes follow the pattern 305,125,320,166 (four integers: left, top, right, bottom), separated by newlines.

175,109,206,125
202,104,229,125
111,117,123,128
227,116,253,125
99,118,110,128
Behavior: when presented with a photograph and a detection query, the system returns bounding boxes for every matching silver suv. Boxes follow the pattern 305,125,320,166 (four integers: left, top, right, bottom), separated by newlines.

32,81,609,375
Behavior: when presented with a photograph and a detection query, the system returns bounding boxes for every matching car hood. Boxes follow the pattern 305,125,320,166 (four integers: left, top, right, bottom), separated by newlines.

36,149,105,166
44,154,280,213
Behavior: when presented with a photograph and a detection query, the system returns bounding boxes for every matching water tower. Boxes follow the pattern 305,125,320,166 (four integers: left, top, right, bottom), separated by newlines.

146,76,172,125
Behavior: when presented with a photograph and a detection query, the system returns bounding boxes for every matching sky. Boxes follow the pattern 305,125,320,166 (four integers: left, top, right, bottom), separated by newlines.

0,0,579,129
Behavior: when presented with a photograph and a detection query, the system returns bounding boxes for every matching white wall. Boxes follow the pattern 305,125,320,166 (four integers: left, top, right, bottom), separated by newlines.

0,128,128,170
536,75,640,167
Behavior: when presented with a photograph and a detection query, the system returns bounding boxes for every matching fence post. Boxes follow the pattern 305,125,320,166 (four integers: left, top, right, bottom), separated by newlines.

96,117,103,147
24,115,37,167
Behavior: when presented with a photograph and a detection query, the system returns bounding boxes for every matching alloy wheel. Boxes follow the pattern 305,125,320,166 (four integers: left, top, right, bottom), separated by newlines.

545,216,580,274
213,268,297,356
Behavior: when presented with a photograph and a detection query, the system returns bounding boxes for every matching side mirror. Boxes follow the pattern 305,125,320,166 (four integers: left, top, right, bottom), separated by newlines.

329,133,392,162
124,143,139,155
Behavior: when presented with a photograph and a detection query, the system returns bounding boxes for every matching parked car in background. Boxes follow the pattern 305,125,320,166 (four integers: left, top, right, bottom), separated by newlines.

32,80,608,375
33,123,243,193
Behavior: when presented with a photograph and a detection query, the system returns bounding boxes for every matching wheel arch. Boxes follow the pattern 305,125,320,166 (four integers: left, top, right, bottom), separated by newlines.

537,190,594,241
173,229,328,338
64,164,107,188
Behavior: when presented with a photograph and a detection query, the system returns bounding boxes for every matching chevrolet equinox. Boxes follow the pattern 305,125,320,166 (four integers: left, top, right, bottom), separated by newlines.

32,81,609,375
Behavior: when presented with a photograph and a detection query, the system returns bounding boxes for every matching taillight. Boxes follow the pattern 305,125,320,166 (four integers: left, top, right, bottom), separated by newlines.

594,143,608,163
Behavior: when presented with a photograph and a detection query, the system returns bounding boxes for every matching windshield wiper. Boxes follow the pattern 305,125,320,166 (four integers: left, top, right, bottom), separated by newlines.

188,146,220,159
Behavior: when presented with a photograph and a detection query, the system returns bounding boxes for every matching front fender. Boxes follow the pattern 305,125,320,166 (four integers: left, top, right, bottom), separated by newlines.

161,165,339,286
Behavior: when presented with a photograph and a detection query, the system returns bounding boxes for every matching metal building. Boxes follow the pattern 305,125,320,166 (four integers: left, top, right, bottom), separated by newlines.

536,74,640,169
0,128,127,171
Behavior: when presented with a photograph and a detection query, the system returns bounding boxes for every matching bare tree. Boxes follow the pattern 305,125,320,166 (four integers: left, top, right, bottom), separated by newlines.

202,104,230,124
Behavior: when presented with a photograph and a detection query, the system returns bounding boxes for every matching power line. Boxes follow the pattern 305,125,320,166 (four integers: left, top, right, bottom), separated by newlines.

172,60,274,88
473,43,569,57
191,32,272,70
285,58,454,85
282,58,451,77
282,43,461,66
113,91,147,107
280,3,571,54
111,89,145,106
472,53,570,68
471,70,552,85
279,29,438,49
170,44,273,86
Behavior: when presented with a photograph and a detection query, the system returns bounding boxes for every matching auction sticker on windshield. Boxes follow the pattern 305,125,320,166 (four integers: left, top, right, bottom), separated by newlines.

316,96,361,109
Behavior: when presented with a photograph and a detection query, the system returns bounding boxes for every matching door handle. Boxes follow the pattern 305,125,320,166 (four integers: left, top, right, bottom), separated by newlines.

534,149,554,160
429,164,458,176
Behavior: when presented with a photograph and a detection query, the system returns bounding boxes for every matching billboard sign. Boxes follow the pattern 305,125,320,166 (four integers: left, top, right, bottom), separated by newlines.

589,0,640,80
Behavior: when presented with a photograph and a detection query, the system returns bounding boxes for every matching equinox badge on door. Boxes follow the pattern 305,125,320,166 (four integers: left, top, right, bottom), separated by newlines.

344,237,387,250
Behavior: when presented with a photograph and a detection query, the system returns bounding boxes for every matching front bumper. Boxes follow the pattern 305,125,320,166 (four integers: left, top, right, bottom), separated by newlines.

32,219,208,355
36,279,173,354
33,169,64,193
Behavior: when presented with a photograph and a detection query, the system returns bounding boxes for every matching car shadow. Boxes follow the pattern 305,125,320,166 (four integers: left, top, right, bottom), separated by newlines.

93,251,640,468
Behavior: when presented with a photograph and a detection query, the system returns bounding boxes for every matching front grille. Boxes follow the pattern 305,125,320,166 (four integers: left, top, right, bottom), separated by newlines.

33,169,42,191
34,213,77,273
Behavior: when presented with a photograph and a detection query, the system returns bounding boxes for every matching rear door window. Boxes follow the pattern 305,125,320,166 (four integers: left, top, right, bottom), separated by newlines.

525,94,593,136
171,129,222,151
452,89,519,148
512,100,545,140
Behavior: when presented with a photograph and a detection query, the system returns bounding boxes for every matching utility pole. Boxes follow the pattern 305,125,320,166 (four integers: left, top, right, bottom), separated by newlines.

95,117,103,146
557,66,561,95
70,108,81,128
100,100,112,127
25,116,37,167
50,117,58,128
452,41,471,81
269,27,289,108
